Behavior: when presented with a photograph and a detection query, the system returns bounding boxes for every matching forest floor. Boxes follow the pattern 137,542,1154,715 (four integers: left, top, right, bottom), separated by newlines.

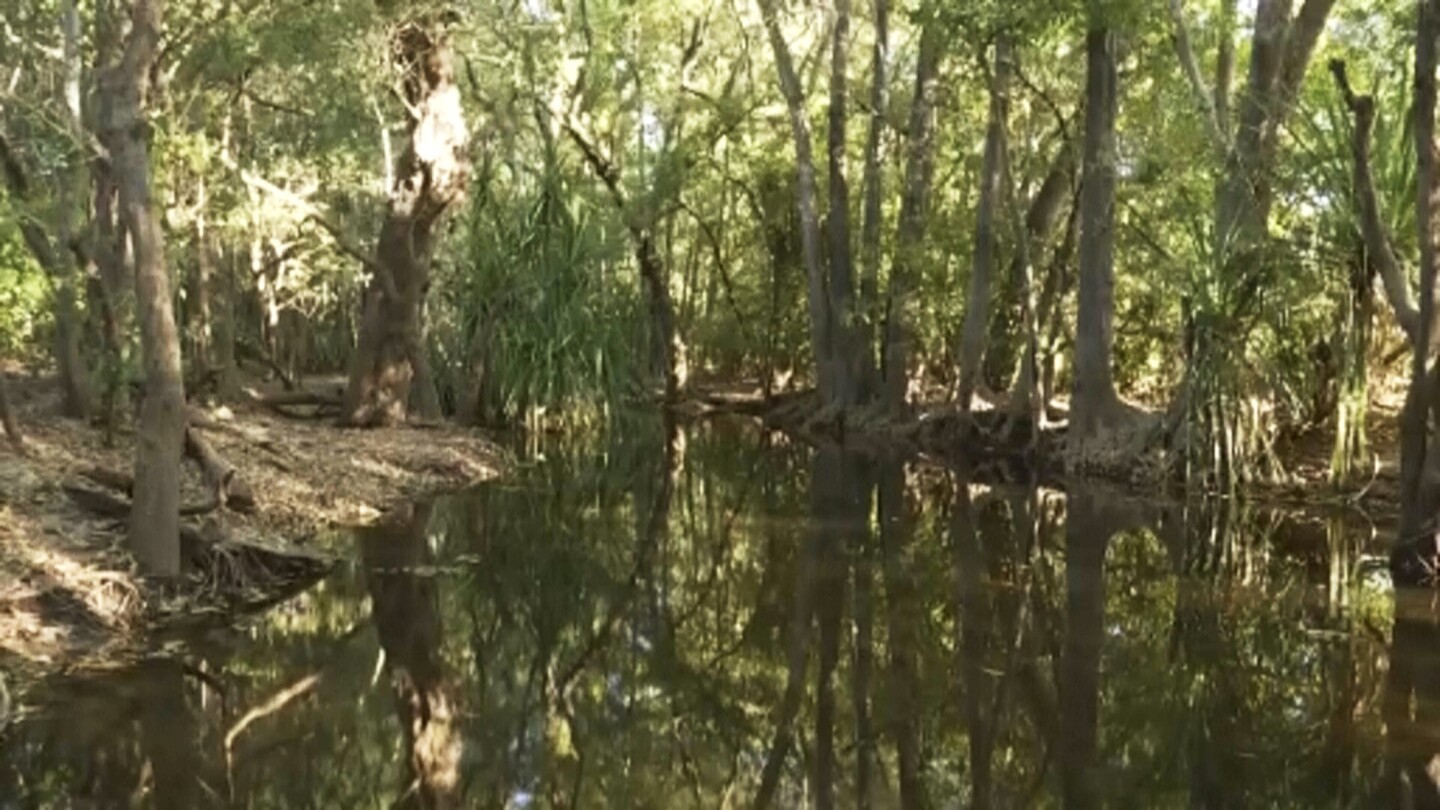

0,372,506,683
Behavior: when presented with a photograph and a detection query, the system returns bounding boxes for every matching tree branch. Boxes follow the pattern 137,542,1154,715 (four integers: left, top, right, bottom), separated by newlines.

1329,58,1418,342
0,131,63,274
1168,0,1229,156
1276,0,1339,122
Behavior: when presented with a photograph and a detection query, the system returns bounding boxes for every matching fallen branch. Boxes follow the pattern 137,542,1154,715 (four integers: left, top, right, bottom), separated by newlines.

79,466,134,496
186,427,257,514
242,386,343,419
63,479,219,519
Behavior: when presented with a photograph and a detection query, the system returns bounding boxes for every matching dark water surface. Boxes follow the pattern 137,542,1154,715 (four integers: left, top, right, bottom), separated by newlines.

1,417,1432,807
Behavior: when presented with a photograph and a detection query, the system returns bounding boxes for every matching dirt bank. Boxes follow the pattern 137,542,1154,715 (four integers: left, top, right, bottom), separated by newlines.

0,374,506,680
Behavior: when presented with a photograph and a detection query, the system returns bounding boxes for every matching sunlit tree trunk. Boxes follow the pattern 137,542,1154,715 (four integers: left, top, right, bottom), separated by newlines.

957,35,1010,415
342,14,469,427
189,179,214,392
1398,0,1440,569
825,0,865,407
857,0,889,402
54,0,94,420
1070,28,1122,444
90,0,134,443
100,0,184,576
883,23,944,416
757,0,838,404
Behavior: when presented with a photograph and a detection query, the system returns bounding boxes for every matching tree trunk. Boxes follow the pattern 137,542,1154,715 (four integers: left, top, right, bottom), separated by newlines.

1399,0,1440,563
0,372,21,448
1070,28,1122,443
957,36,1011,414
55,0,94,421
758,0,837,404
90,0,133,442
996,142,1075,396
857,0,889,402
826,0,864,407
882,21,944,416
213,244,240,399
102,0,185,576
342,16,469,427
189,182,214,392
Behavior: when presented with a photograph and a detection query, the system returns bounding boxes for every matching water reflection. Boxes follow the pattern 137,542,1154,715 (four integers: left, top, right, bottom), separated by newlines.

0,417,1418,807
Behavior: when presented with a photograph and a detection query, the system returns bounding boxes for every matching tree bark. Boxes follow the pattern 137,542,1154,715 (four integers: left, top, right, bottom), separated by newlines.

957,36,1011,415
882,21,944,416
1331,60,1424,345
1399,0,1440,558
998,142,1076,400
0,373,21,448
1071,28,1122,442
100,0,185,576
758,0,838,404
189,181,215,393
341,15,469,427
55,0,94,420
857,0,889,402
826,0,864,407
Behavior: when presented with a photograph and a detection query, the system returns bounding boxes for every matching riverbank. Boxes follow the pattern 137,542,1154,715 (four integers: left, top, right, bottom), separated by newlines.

0,374,506,681
689,379,1406,521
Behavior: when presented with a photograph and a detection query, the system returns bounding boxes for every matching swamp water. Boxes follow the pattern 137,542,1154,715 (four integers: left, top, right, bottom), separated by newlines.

0,417,1431,807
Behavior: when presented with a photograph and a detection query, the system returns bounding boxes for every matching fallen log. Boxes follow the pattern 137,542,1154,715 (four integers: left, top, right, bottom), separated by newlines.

242,386,343,419
79,466,135,496
185,427,256,514
63,479,220,519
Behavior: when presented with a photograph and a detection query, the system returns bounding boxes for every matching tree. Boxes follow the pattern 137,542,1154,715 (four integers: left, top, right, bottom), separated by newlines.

98,0,185,575
756,0,844,407
957,35,1012,415
1070,25,1122,446
341,10,470,427
882,17,945,415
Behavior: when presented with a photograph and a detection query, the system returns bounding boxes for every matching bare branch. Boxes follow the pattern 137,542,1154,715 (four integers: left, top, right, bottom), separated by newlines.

1168,0,1229,156
1329,58,1418,342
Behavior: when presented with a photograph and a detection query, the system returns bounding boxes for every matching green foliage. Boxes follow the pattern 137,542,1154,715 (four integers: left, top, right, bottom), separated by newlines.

0,225,51,362
436,154,641,425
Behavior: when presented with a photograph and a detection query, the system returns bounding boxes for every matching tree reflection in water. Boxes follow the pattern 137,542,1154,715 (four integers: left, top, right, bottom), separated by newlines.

358,500,463,808
1383,588,1440,807
0,420,1419,806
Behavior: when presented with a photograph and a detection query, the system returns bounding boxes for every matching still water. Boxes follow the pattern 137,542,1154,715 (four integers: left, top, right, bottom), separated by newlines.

0,417,1432,807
